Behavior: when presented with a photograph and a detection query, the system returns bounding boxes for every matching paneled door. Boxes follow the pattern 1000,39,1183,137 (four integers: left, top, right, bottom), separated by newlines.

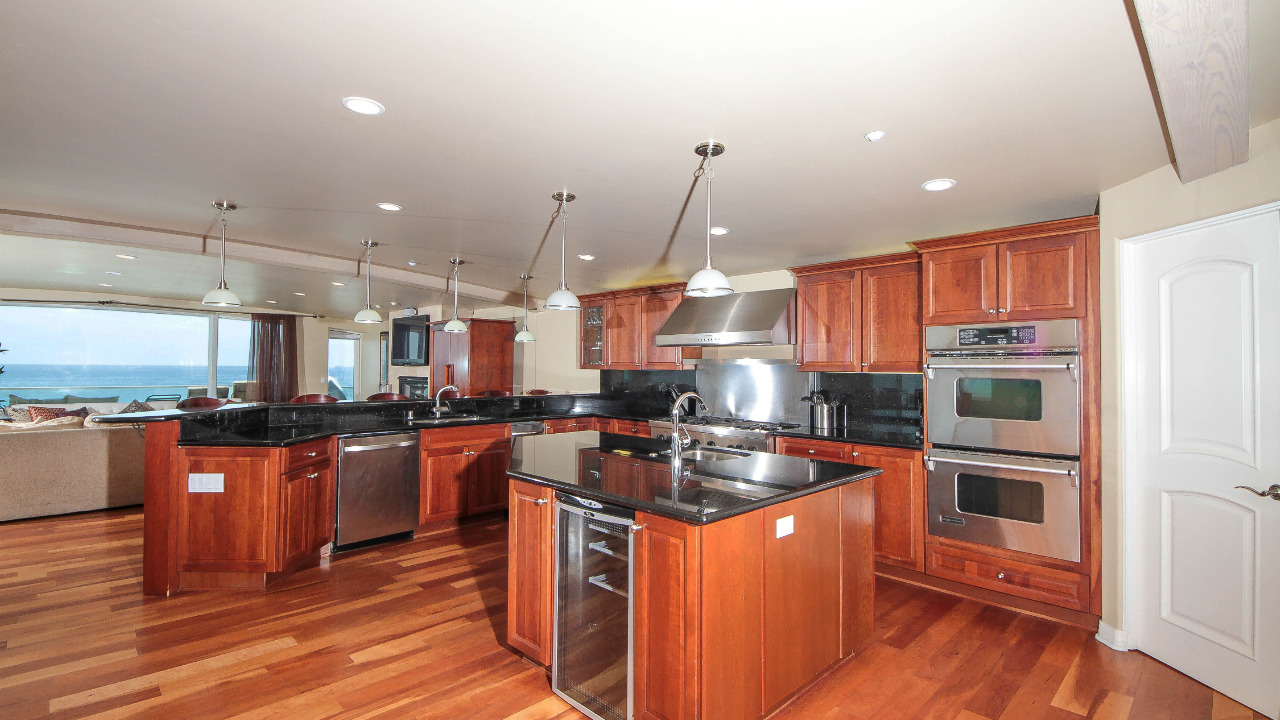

1124,204,1280,719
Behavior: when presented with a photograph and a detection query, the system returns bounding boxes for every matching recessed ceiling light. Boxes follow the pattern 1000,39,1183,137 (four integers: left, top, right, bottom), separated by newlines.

332,281,346,286
98,283,112,287
864,130,887,142
407,261,418,267
389,301,398,306
922,178,957,192
116,254,136,260
577,254,596,261
293,292,306,296
266,300,278,304
105,271,123,276
376,202,402,212
709,226,729,236
341,97,385,116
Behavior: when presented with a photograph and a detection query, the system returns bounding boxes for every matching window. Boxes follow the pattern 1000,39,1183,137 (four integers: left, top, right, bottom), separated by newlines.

0,305,246,403
327,329,359,401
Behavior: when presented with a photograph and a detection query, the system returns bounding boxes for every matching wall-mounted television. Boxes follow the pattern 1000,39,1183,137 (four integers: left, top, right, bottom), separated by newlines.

391,316,430,366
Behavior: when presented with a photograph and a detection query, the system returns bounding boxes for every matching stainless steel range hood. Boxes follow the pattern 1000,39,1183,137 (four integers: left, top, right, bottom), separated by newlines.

654,288,795,346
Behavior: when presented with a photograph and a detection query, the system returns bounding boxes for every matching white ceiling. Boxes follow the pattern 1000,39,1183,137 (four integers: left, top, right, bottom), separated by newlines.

1,1,1278,317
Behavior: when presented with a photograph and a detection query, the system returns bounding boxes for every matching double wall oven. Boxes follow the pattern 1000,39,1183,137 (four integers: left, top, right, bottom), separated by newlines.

923,319,1082,563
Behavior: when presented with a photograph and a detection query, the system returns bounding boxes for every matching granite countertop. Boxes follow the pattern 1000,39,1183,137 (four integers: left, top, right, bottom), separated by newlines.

508,431,881,525
771,421,924,450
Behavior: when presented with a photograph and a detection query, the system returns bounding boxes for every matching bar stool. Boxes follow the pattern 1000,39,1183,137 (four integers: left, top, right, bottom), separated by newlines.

365,392,409,401
176,397,228,410
289,394,339,404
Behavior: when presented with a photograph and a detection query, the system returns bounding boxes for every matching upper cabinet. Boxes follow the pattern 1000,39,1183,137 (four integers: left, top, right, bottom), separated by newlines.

790,252,921,373
580,284,701,370
914,217,1096,325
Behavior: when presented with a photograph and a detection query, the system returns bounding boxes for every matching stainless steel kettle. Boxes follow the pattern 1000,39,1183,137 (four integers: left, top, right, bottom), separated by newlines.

802,390,839,430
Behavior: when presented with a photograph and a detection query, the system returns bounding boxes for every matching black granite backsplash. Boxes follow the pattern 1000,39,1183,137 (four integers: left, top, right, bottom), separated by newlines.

812,372,924,446
600,369,697,417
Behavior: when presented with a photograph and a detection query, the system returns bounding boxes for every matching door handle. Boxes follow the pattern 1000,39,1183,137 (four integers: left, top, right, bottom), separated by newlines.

533,498,548,505
1235,484,1280,500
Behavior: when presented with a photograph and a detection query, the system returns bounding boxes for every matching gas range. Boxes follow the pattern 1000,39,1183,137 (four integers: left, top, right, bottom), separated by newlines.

648,416,802,453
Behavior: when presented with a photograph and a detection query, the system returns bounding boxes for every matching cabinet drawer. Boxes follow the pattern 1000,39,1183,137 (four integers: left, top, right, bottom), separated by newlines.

421,423,510,448
545,418,591,434
285,438,331,472
609,419,651,437
772,436,856,463
925,545,1089,611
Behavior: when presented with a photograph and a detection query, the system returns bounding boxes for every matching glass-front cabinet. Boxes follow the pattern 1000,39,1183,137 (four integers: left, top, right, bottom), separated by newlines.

580,300,605,368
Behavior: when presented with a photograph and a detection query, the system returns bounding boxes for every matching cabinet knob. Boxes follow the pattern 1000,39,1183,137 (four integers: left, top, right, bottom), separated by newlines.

998,307,1007,313
533,498,548,505
861,363,868,368
306,472,319,480
987,308,997,314
630,524,644,534
997,572,1006,580
808,449,816,454
306,452,317,457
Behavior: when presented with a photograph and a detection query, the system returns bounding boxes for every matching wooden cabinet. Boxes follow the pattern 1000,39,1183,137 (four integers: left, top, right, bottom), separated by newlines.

851,444,924,572
606,418,651,437
634,512,702,720
790,252,921,372
507,479,554,664
925,544,1090,612
772,435,857,462
914,217,1095,325
429,319,515,397
419,423,512,525
580,284,701,370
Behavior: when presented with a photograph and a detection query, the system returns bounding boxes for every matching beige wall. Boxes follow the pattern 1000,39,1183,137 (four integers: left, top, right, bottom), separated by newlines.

1097,116,1280,630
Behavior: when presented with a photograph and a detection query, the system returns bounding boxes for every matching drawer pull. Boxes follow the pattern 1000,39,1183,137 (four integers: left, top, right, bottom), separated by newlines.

808,449,816,454
306,451,317,457
306,472,319,480
533,498,548,505
997,572,1006,580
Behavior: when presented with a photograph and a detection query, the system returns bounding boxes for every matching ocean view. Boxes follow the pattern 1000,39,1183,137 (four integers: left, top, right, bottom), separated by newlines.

1,364,355,403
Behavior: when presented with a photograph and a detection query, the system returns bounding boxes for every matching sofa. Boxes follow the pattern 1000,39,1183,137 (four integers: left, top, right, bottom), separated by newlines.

0,400,177,522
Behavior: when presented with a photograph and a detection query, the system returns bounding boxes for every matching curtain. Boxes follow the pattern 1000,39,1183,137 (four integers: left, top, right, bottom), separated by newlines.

246,314,299,403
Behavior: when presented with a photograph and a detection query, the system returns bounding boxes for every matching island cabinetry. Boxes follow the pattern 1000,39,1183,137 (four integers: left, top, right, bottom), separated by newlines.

580,284,702,370
507,479,555,665
163,435,333,593
789,252,921,373
914,216,1095,324
419,423,511,525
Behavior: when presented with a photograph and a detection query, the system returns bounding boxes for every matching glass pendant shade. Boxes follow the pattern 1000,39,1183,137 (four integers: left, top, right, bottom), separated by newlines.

684,267,733,297
443,318,468,333
202,285,242,307
354,307,382,323
545,287,580,310
515,328,535,343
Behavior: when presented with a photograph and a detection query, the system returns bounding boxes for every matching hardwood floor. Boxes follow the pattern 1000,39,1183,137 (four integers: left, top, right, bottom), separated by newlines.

0,508,1264,720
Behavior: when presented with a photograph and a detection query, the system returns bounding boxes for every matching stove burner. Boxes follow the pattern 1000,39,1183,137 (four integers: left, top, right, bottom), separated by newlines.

683,416,803,432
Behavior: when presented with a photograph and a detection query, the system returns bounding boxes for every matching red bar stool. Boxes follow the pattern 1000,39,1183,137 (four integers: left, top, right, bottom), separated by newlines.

289,394,339,404
365,392,409,401
176,397,228,410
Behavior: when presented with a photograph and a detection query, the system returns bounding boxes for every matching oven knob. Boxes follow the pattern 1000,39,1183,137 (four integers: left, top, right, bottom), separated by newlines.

706,440,716,446
656,434,668,443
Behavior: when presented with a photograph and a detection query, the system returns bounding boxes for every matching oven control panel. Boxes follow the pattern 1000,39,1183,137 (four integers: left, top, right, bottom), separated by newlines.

957,325,1036,346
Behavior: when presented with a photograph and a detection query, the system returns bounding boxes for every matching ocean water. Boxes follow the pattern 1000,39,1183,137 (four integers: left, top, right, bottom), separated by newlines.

0,364,359,404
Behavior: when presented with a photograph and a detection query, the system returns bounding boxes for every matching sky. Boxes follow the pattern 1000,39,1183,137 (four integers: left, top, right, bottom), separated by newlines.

0,306,252,365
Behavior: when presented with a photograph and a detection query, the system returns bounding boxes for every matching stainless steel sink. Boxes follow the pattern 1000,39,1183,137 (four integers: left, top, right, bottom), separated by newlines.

655,446,752,462
410,415,482,425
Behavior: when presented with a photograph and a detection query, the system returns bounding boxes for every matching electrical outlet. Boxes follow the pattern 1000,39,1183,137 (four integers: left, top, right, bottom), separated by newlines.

776,515,794,539
188,473,225,493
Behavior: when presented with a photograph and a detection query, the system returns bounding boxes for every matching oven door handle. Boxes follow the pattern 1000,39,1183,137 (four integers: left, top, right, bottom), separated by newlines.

922,361,1077,381
925,454,1078,486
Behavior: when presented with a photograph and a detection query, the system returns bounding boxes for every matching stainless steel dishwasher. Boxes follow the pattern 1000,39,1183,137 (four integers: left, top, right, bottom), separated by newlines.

553,492,637,720
334,432,420,549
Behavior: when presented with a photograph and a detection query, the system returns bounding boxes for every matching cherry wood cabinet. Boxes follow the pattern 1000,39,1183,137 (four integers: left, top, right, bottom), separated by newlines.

605,293,644,369
772,434,857,462
419,423,512,525
851,444,924,572
790,252,921,373
925,544,1091,612
634,511,702,720
641,289,683,369
580,299,606,368
580,284,702,370
428,319,515,397
914,217,1095,325
507,479,554,665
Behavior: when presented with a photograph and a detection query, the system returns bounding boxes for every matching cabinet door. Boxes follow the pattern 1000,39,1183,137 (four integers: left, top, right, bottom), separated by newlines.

772,435,856,463
580,300,606,368
642,290,683,369
999,233,1087,319
921,245,999,324
861,263,922,372
634,512,700,720
852,445,924,571
507,480,554,664
599,453,643,497
309,462,334,550
420,447,468,524
280,466,313,569
606,295,643,369
431,328,469,395
796,272,859,371
465,441,512,514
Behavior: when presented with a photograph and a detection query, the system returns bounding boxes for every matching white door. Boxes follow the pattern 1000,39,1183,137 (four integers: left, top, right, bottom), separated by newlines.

1124,204,1280,718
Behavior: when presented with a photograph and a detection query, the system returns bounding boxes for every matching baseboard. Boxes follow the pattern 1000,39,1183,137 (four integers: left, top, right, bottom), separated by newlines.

1095,622,1132,651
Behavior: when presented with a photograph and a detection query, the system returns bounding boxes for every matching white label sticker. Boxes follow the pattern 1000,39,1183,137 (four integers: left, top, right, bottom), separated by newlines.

776,515,794,539
188,473,225,493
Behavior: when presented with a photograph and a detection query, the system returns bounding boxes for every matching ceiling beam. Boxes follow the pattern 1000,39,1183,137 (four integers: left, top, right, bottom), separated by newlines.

1130,0,1250,183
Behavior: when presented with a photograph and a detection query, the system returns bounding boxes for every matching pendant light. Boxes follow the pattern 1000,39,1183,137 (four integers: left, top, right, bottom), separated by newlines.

353,240,382,323
545,190,581,310
202,201,242,307
444,258,468,333
684,141,733,297
515,274,535,343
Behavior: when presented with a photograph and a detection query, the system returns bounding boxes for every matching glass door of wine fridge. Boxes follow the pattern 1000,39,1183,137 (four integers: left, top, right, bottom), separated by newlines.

552,494,635,720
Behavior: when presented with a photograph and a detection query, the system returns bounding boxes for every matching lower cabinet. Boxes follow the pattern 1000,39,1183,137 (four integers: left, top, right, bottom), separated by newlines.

507,479,554,665
925,544,1091,612
419,424,512,525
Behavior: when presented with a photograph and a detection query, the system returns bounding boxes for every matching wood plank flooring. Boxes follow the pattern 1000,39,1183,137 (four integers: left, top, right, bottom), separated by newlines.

0,508,1265,720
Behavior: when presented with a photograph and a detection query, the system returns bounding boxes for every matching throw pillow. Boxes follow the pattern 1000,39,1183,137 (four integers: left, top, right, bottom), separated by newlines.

28,406,66,422
66,394,121,404
9,394,69,405
120,400,156,414
6,406,31,422
54,406,93,419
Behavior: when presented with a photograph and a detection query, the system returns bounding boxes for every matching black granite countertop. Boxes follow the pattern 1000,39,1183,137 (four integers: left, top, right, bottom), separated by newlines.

771,421,923,450
508,431,881,525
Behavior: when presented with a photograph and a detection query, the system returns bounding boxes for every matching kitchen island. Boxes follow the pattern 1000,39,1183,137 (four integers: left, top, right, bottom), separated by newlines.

505,431,881,720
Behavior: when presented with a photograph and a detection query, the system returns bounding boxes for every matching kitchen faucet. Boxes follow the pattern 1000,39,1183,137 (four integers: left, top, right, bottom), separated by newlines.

670,391,707,458
432,385,460,418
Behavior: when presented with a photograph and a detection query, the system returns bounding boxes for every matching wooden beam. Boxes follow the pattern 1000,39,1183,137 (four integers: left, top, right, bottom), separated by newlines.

1131,0,1250,183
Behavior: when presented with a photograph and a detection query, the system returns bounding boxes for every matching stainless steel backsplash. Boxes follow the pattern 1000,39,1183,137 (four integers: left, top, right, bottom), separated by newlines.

694,363,811,425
